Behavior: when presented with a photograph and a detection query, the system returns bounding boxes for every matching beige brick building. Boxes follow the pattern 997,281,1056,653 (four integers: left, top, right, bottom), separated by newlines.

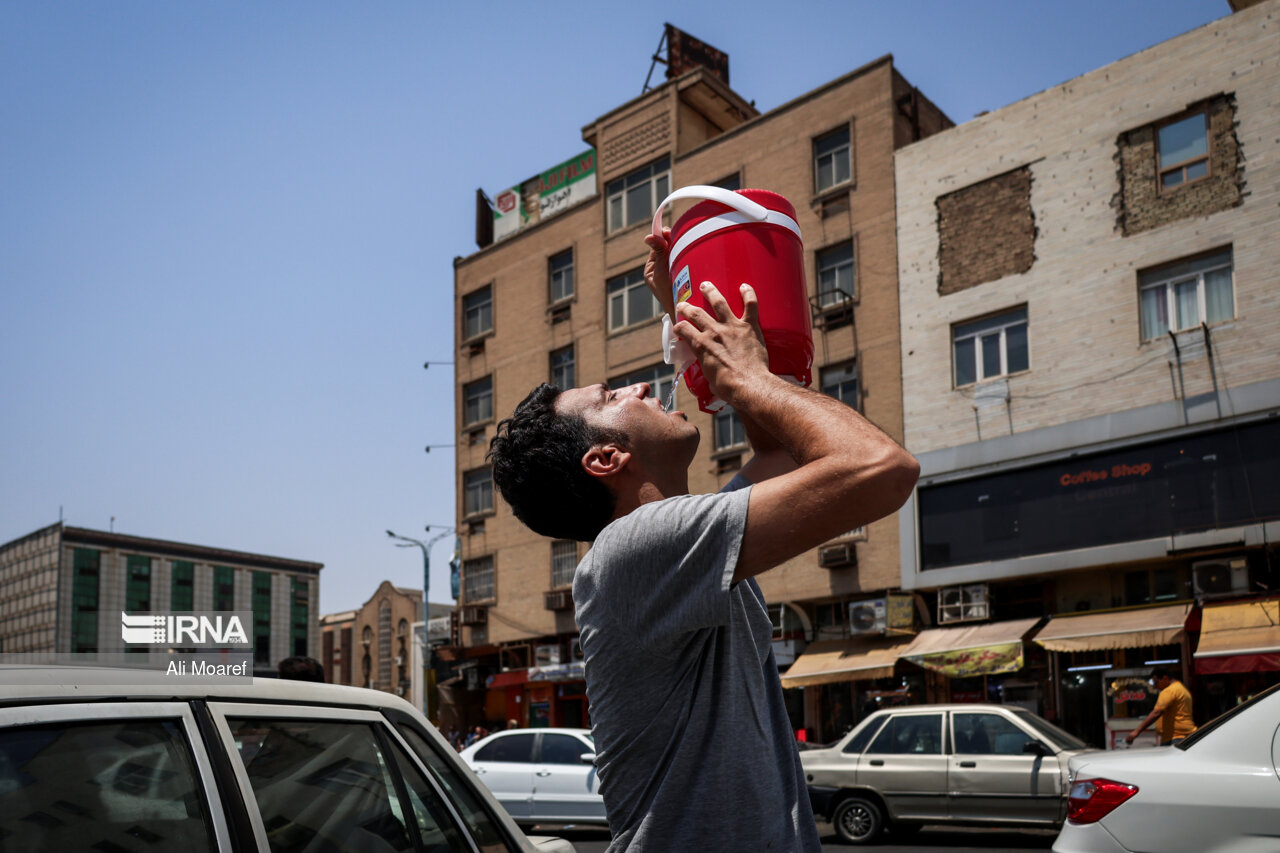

452,47,950,738
0,522,321,673
894,1,1280,743
320,580,433,699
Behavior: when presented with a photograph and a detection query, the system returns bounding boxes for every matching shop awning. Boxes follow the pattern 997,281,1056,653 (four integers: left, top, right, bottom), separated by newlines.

780,638,915,688
1034,603,1191,652
487,670,528,689
1194,599,1280,674
901,618,1042,677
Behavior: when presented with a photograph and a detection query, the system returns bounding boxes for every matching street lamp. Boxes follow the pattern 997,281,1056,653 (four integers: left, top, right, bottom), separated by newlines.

387,525,455,723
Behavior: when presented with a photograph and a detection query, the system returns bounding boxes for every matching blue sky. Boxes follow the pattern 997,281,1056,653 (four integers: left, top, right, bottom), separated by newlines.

0,1,1229,613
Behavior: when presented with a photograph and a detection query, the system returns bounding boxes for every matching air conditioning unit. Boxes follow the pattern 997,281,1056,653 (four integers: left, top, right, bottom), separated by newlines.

1193,558,1249,597
938,584,991,624
460,606,487,626
393,655,404,666
849,598,887,636
819,543,857,569
544,589,573,611
535,644,562,667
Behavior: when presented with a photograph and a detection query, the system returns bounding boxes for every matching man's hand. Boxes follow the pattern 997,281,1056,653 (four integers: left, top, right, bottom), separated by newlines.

643,227,677,318
673,281,772,404
1124,732,1137,745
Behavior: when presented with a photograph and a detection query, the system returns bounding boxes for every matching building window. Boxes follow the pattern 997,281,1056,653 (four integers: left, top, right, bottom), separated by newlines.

463,376,493,427
125,555,152,613
607,268,660,331
953,307,1029,387
550,345,575,389
463,285,493,340
463,556,495,603
214,565,235,612
1158,112,1209,189
551,540,578,589
1138,248,1234,340
610,364,675,408
814,126,851,193
253,571,272,666
171,560,194,611
464,467,494,517
607,156,670,233
714,408,746,452
549,249,574,303
821,361,859,409
291,576,309,658
712,172,742,191
816,241,855,308
71,548,100,653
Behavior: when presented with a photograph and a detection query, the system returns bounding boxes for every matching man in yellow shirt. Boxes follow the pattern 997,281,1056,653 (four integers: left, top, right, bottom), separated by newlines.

1125,668,1197,746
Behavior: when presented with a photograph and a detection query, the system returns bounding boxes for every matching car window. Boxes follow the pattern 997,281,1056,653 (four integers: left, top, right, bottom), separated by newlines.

842,716,887,754
396,724,514,853
540,734,590,764
475,732,535,763
954,713,1032,755
229,717,455,852
0,719,215,852
383,735,475,852
867,714,943,755
1010,708,1087,751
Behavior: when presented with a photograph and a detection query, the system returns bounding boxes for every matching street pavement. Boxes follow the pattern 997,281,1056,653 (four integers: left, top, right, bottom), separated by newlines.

530,823,1058,852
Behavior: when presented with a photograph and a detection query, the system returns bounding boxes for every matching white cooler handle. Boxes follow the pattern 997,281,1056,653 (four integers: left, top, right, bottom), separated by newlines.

651,185,769,240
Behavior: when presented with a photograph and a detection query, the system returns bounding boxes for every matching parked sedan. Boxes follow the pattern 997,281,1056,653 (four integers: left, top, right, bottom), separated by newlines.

0,664,575,852
1053,682,1280,853
460,728,605,827
802,703,1093,844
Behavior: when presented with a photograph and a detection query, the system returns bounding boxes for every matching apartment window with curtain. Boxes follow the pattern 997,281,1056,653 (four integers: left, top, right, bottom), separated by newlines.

1139,248,1233,340
606,156,670,233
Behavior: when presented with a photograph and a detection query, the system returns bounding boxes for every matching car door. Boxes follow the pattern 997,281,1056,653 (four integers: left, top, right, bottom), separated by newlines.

0,701,231,851
208,701,477,851
530,732,604,822
857,711,949,820
948,711,1061,824
467,731,537,819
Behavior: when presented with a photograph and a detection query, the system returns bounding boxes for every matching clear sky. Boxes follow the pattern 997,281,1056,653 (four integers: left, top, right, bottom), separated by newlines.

0,0,1230,614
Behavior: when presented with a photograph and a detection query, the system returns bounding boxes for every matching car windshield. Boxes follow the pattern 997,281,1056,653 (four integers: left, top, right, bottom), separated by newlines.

1011,708,1088,751
1176,681,1280,751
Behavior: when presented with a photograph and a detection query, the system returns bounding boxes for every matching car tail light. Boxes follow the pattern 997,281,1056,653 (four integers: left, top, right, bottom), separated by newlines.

1067,777,1139,824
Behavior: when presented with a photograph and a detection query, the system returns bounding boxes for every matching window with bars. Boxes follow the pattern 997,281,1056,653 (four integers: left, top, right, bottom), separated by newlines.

1157,112,1209,190
606,156,670,233
463,285,493,340
952,307,1029,387
464,556,495,603
464,467,494,517
463,376,493,426
814,126,851,193
607,268,660,331
610,364,675,408
551,540,578,589
549,249,574,303
821,361,859,409
816,241,855,308
550,346,575,389
1138,248,1233,340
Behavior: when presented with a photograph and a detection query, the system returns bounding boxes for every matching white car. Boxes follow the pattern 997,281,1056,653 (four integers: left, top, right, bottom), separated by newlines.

1053,682,1280,853
460,728,605,827
0,664,575,853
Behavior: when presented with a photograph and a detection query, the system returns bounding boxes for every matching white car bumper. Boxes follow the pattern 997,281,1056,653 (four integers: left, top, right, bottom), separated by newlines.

1053,821,1131,853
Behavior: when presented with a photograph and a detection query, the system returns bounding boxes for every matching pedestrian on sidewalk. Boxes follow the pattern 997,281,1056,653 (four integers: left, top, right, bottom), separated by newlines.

487,227,919,852
1126,667,1197,746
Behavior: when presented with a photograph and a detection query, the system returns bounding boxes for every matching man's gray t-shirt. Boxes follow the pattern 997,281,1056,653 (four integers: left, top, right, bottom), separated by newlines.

573,483,821,852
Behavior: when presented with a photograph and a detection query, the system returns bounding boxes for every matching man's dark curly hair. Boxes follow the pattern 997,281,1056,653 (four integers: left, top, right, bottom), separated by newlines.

487,383,622,542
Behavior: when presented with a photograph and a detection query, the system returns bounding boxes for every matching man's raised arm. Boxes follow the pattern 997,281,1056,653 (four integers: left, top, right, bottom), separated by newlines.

673,281,919,584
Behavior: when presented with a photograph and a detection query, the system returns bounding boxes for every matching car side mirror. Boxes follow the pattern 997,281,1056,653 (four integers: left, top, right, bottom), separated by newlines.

580,752,596,765
1022,740,1050,756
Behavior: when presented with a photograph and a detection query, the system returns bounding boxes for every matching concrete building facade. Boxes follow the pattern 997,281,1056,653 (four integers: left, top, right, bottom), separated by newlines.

893,2,1280,744
0,523,322,673
452,47,951,738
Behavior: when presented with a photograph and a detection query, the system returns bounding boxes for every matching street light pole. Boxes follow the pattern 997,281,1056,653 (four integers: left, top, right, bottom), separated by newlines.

387,526,455,723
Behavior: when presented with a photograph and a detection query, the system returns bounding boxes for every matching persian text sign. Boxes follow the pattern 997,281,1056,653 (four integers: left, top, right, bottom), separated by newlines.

906,642,1025,677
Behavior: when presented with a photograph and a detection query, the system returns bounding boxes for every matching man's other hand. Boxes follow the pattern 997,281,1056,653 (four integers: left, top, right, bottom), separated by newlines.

644,227,677,319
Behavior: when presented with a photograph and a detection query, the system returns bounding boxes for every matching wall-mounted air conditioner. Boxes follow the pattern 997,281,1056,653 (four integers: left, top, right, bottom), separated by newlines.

535,644,562,667
460,606,487,626
819,543,857,569
849,598,887,635
1192,558,1248,597
544,589,573,611
938,584,990,624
